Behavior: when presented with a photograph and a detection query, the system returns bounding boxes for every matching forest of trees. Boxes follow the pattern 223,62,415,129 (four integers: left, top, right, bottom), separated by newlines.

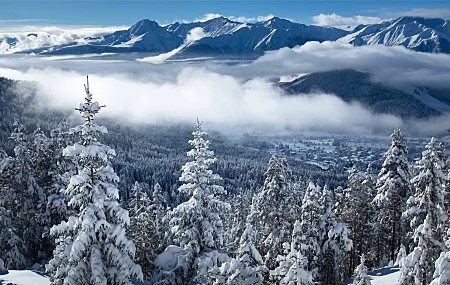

1,77,450,284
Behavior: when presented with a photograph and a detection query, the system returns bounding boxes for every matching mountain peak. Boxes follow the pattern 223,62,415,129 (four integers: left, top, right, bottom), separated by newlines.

129,19,161,35
263,16,296,29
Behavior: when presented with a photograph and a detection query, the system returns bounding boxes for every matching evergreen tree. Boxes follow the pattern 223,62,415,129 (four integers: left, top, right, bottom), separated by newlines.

373,127,411,264
0,120,50,268
299,182,322,278
431,229,450,285
362,164,378,267
335,166,368,275
155,119,230,282
318,185,353,285
150,182,167,249
271,220,314,285
46,77,142,285
400,137,447,285
352,255,371,285
128,182,157,280
213,215,267,285
252,154,300,270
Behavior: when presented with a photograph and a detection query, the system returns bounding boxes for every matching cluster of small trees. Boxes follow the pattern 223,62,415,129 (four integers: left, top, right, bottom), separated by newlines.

1,78,450,285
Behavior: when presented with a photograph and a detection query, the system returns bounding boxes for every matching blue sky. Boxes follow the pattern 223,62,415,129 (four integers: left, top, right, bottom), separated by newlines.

0,0,449,27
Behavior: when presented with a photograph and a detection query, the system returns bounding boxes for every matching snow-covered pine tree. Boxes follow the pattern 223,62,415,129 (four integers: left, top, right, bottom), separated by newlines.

335,166,369,276
399,137,447,285
361,164,378,267
154,119,230,283
352,255,371,285
46,77,142,285
373,127,411,265
299,182,322,278
0,120,50,269
150,182,167,249
431,228,450,285
128,182,157,280
46,121,74,225
271,220,314,285
0,121,28,269
213,214,267,285
251,154,300,270
318,184,353,285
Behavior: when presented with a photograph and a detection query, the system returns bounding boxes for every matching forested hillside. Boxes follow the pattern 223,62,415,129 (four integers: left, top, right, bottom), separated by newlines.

280,69,448,118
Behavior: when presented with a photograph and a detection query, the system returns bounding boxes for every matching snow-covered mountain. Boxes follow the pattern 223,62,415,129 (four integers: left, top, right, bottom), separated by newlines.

337,17,450,53
2,16,450,56
2,16,347,56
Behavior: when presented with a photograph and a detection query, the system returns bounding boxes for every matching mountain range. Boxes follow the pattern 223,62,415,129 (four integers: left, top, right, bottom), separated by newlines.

3,15,450,57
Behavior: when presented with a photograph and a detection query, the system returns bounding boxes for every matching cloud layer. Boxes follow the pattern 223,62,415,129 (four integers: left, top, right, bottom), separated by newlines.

312,13,384,30
399,9,450,20
194,13,275,23
1,41,450,135
0,25,129,54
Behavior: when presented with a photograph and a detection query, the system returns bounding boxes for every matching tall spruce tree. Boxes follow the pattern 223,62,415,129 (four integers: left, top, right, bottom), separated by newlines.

46,77,142,285
270,220,314,285
431,229,450,285
335,166,368,275
155,119,230,282
318,185,353,285
299,181,322,278
373,127,411,264
128,182,157,280
252,154,300,270
399,137,447,285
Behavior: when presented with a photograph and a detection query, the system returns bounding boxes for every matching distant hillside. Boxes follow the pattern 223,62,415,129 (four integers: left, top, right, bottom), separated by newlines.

279,69,448,118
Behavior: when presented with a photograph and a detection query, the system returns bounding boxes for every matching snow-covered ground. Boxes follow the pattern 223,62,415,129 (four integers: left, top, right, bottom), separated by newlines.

370,267,400,285
0,270,50,285
344,266,401,285
0,267,400,285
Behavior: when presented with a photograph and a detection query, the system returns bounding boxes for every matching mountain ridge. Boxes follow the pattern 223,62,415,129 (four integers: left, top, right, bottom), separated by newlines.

2,15,450,56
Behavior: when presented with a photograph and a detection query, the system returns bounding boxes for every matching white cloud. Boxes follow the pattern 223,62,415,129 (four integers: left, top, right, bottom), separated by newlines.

224,41,450,90
399,8,450,20
0,25,129,54
3,42,450,134
185,27,207,43
228,14,275,23
194,13,223,22
312,13,384,30
0,57,402,134
194,13,276,23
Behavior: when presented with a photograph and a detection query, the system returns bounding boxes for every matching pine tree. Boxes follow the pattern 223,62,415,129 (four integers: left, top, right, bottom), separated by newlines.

373,127,411,265
271,220,314,285
431,229,450,285
318,185,353,285
213,215,267,285
46,77,142,285
128,182,157,280
0,120,49,269
335,166,368,275
251,154,300,270
362,164,378,268
399,137,447,285
155,119,230,282
352,255,371,285
150,182,167,249
299,182,322,278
